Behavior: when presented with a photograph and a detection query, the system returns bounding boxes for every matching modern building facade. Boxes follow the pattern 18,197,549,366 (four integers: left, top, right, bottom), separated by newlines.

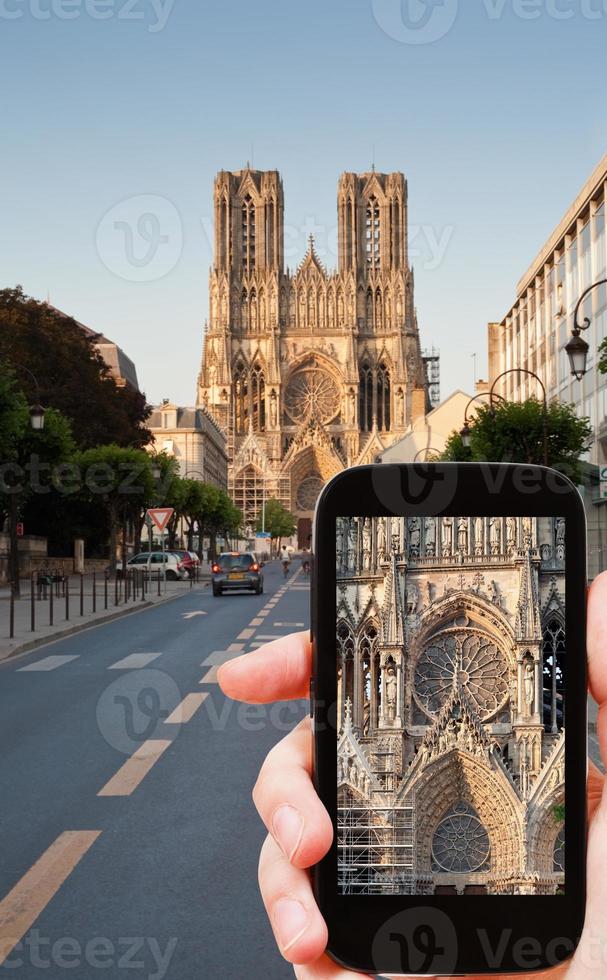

197,168,429,543
488,153,607,575
336,515,566,896
149,400,228,490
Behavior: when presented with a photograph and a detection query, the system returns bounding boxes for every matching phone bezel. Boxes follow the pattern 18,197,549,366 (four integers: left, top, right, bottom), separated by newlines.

311,463,587,976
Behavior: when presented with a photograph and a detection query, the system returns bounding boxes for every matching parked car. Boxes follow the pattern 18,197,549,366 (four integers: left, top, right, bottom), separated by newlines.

211,552,264,596
169,549,199,577
115,551,187,581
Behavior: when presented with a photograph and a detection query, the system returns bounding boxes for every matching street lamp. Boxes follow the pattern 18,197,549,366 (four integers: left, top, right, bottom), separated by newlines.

459,390,506,450
489,369,549,467
565,278,607,381
7,364,45,598
413,448,441,462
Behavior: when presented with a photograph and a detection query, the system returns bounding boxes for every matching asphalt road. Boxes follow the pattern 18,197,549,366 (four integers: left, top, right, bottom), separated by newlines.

0,559,309,979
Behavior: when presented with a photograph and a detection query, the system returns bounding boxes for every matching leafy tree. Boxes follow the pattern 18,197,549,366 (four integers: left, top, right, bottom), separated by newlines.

599,338,607,376
0,285,152,449
256,498,296,550
74,445,155,571
0,368,76,593
442,398,592,483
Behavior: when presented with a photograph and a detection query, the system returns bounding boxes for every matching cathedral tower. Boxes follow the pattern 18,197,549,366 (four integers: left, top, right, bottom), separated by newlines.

198,168,430,543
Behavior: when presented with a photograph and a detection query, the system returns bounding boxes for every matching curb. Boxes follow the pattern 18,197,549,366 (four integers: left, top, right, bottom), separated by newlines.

0,589,197,663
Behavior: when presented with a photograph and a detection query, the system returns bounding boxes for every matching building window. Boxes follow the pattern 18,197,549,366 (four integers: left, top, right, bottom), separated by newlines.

251,364,265,433
553,825,565,873
233,362,248,434
359,362,374,432
431,802,491,874
543,617,565,732
242,194,255,273
377,362,391,432
366,196,380,270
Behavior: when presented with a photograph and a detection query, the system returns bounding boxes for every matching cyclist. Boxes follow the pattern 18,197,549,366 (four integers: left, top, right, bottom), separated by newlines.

301,548,310,577
280,544,291,578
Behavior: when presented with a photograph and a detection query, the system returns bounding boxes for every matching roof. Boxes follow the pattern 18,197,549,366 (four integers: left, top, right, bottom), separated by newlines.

46,303,140,390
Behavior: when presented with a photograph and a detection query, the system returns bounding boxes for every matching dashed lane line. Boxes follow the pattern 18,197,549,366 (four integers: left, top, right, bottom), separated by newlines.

237,628,255,640
107,652,163,670
199,666,219,684
97,740,172,797
273,622,305,628
164,693,208,724
17,655,79,672
0,831,101,967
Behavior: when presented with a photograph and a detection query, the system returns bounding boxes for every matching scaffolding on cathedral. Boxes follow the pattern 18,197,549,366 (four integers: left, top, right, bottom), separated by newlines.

337,803,415,895
422,348,441,408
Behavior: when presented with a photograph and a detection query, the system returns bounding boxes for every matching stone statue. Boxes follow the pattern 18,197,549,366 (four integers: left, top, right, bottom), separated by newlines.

457,517,468,553
506,517,517,554
269,390,278,428
489,517,501,554
425,517,436,555
362,518,372,570
385,667,397,720
524,660,535,713
474,516,484,555
442,517,453,555
377,518,387,560
555,518,566,560
390,517,401,553
523,516,533,548
346,520,356,571
409,518,421,557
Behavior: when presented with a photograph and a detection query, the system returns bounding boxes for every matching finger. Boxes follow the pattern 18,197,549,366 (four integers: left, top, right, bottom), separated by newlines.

258,833,328,965
587,759,605,821
217,631,311,704
587,572,607,708
253,718,333,869
294,954,373,979
572,776,607,976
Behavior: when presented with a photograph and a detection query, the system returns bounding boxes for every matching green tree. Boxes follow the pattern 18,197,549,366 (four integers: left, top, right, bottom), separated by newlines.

74,445,155,571
0,368,76,593
598,338,607,376
0,286,152,449
442,398,592,483
256,498,296,550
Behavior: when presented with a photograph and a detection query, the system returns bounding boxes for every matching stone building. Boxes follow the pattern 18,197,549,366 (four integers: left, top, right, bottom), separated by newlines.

148,400,228,490
336,515,566,896
197,168,429,543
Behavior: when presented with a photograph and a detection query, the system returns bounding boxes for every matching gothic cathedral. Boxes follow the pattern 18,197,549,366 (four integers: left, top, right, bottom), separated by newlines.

197,168,429,542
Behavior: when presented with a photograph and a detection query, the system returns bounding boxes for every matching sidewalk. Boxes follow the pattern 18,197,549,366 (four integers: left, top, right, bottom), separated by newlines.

0,573,210,662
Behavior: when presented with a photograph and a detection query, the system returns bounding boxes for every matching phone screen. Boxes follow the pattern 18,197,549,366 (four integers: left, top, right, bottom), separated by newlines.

335,515,566,898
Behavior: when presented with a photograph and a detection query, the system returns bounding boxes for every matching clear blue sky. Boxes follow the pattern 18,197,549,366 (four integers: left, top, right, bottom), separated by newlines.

1,0,606,405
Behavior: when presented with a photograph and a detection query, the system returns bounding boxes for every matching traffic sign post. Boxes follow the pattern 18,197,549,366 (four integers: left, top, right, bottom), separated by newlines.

599,466,607,501
146,509,174,593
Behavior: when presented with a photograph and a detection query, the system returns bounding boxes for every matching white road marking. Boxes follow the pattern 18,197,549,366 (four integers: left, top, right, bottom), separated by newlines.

237,628,255,640
273,622,305,628
249,617,264,626
201,650,244,666
18,655,79,672
199,666,219,684
255,634,284,641
227,643,245,652
182,611,208,620
108,652,163,670
164,692,208,724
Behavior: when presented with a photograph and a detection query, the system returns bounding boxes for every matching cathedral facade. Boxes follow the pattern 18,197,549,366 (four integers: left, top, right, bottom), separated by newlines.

336,515,566,896
197,168,429,543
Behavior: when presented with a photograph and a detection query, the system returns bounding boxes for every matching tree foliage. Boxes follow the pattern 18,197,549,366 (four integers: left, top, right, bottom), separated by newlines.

256,498,297,543
0,285,152,449
442,397,593,483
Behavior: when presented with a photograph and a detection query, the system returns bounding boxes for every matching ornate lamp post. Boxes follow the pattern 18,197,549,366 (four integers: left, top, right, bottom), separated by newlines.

564,278,607,381
7,365,46,598
413,448,442,462
459,390,506,450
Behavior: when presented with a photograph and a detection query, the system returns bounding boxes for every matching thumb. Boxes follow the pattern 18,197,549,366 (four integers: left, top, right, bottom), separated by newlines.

568,766,607,977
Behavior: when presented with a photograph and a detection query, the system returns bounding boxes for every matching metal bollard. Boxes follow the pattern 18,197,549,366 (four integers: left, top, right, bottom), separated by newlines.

9,590,15,640
31,574,35,632
65,576,70,621
49,580,54,626
93,571,96,613
80,573,84,617
157,569,161,596
105,572,108,610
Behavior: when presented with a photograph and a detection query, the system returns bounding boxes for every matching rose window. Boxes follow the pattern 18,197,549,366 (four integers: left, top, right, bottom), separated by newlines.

432,802,491,874
414,629,508,720
296,475,324,511
284,367,340,424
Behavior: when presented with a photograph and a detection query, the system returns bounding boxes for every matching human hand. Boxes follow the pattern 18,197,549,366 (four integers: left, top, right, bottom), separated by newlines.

217,573,607,979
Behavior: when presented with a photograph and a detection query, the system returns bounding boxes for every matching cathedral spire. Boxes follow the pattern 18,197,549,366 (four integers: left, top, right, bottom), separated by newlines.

515,547,542,642
382,548,403,646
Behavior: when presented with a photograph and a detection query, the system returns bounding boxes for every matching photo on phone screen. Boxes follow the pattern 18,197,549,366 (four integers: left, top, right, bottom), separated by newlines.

335,515,566,898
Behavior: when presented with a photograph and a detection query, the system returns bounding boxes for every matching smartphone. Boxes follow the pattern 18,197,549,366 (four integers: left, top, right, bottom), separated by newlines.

311,463,587,976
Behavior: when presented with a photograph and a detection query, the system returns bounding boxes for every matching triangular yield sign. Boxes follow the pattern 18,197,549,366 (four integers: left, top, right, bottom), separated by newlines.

147,507,174,532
